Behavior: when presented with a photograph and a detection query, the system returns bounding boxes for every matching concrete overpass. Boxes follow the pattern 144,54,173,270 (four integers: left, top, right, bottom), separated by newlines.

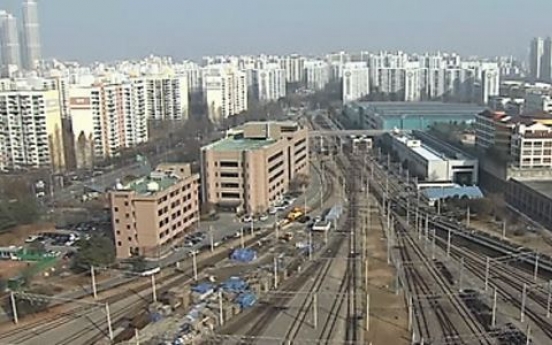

309,129,407,137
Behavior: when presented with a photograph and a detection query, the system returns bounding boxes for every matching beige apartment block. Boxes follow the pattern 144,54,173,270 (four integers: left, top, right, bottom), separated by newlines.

109,163,200,259
201,121,309,214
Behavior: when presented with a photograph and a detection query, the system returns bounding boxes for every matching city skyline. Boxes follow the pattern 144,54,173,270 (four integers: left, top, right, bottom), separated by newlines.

3,0,552,62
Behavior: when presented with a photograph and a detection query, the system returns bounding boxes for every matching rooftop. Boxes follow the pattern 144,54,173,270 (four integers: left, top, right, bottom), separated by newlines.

518,179,552,199
356,101,483,117
124,174,179,196
394,135,444,162
421,185,484,200
204,136,277,152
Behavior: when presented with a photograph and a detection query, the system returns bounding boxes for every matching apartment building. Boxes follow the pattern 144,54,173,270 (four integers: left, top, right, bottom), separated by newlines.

201,121,309,214
280,54,305,83
0,89,65,172
511,122,552,169
474,110,514,154
342,62,370,103
68,82,148,169
0,11,21,69
252,63,286,102
303,60,330,91
203,64,248,124
109,163,200,259
133,75,189,121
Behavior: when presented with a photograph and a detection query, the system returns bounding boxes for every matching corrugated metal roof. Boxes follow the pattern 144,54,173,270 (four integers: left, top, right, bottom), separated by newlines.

422,185,483,200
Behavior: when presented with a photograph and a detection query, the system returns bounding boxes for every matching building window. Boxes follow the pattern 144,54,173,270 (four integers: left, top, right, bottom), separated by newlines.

117,241,122,246
220,172,239,178
115,219,120,224
124,201,129,206
220,161,239,168
114,207,119,212
221,192,240,199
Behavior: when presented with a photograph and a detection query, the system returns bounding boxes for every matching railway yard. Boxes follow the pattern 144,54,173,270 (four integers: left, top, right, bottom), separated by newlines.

2,112,552,344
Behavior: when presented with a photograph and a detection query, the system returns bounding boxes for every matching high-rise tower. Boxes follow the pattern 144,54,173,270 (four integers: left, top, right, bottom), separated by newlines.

0,11,22,68
22,0,41,70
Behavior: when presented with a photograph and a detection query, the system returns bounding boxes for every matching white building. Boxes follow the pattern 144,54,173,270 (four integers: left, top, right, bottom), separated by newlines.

280,54,305,83
511,122,552,169
21,0,42,70
0,89,65,172
481,68,500,105
0,12,21,68
203,65,248,124
342,62,369,103
389,133,478,185
133,75,189,121
530,37,552,82
303,60,329,91
404,67,423,102
68,82,148,168
253,63,286,102
178,61,202,94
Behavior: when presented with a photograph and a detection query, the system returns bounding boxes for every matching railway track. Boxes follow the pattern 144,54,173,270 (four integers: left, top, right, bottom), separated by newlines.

397,223,493,344
203,158,338,344
365,151,552,343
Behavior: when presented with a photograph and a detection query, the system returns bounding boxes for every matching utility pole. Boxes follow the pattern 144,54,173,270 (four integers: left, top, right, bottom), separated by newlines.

458,258,464,290
240,227,245,248
431,229,436,260
209,226,214,252
491,288,497,327
91,265,98,299
547,280,552,318
313,293,318,329
273,256,278,288
502,221,507,239
192,251,198,281
484,257,490,292
521,283,527,322
9,291,18,324
151,274,157,302
466,207,470,227
218,290,224,326
106,302,114,341
446,230,451,258
534,253,540,282
366,293,370,331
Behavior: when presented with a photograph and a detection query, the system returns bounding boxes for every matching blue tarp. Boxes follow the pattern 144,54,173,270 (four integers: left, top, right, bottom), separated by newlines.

422,185,484,201
150,312,163,323
221,276,249,293
325,204,343,222
230,248,257,262
235,292,257,309
192,282,214,294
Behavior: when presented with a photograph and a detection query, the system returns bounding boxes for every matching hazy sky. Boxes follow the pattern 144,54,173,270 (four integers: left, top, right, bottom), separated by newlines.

3,0,552,62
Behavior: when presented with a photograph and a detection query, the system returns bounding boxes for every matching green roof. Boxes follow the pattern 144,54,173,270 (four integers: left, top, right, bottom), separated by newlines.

125,175,179,195
205,137,277,152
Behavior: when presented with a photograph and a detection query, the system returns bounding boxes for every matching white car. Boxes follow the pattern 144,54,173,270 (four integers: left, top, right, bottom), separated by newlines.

259,214,269,222
268,207,277,215
242,215,253,223
25,235,40,243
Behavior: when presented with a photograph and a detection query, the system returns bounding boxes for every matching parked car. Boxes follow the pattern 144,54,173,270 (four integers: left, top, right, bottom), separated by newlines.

242,215,253,223
259,214,269,222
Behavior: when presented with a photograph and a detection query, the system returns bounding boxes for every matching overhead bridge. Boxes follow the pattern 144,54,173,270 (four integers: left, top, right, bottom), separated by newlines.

309,129,405,137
